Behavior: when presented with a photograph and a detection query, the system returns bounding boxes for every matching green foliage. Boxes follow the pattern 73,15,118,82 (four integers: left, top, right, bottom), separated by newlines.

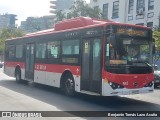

55,10,66,23
153,30,160,51
0,28,24,54
68,0,101,19
55,0,101,23
153,30,160,64
0,38,5,54
68,0,89,18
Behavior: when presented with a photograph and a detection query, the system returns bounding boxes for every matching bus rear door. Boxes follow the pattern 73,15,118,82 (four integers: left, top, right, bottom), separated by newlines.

81,38,102,94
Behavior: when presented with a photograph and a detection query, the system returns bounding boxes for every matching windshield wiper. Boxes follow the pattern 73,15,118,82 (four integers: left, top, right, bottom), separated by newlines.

131,60,150,67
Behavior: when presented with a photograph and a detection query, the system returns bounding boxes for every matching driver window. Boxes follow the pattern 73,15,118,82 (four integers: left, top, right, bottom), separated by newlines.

109,38,126,60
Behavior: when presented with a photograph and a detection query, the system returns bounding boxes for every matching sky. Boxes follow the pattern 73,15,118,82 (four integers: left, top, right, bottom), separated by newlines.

0,0,90,25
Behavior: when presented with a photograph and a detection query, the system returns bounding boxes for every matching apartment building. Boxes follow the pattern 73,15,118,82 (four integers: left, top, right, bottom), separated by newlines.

89,0,160,28
56,0,75,11
0,14,17,30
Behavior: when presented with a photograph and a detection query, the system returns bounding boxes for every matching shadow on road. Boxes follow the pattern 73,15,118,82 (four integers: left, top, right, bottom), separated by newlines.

0,79,160,120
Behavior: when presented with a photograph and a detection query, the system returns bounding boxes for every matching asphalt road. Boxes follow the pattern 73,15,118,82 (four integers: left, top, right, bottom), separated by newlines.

0,67,160,120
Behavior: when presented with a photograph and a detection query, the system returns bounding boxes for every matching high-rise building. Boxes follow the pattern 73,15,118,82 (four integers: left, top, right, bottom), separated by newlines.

89,0,160,28
0,14,17,30
56,0,75,11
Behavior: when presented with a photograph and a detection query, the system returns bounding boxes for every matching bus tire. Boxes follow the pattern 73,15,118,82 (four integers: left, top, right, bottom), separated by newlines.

63,74,75,96
15,69,21,83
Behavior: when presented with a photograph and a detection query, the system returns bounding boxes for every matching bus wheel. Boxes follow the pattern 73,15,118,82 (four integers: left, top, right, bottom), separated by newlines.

64,76,75,96
15,69,21,82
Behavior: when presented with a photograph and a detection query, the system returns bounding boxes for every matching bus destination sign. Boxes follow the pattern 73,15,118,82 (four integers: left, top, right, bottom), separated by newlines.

116,28,147,37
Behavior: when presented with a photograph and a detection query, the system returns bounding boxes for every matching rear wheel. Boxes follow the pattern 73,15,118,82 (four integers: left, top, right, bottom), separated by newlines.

62,74,75,96
15,69,21,83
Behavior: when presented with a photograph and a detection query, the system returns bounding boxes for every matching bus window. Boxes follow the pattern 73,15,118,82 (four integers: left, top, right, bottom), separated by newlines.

93,39,101,81
8,45,15,59
36,43,46,59
107,38,150,66
16,45,23,58
47,41,60,59
62,40,79,55
62,40,79,64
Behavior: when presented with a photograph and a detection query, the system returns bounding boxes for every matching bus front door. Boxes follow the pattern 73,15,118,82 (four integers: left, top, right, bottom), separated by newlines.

81,38,102,94
25,43,35,81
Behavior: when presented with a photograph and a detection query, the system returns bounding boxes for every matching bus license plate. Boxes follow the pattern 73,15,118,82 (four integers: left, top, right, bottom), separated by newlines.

132,90,139,94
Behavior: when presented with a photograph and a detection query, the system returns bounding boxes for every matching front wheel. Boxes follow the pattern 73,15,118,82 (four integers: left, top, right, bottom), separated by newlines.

64,76,75,96
15,70,21,83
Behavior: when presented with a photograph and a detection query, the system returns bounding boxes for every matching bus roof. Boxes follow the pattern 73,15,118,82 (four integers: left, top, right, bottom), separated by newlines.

25,17,112,37
7,17,151,41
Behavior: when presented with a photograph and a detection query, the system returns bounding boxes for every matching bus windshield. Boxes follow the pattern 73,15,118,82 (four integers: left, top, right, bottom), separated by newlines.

105,36,153,74
109,37,151,66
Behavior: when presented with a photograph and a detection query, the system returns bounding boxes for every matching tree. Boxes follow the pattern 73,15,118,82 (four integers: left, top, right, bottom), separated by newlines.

67,0,101,19
88,6,101,18
153,29,160,64
54,0,101,23
54,10,66,23
0,28,24,54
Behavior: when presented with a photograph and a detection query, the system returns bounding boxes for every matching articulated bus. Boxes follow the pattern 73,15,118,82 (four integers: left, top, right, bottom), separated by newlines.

4,17,154,96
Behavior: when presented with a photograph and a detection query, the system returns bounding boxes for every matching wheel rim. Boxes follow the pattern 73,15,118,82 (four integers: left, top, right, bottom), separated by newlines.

65,78,74,95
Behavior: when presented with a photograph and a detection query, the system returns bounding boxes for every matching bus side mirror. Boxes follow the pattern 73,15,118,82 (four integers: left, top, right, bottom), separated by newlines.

153,38,155,54
153,44,155,54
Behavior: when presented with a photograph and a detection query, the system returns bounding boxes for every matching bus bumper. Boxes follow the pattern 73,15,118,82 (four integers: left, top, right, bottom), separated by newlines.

102,80,154,96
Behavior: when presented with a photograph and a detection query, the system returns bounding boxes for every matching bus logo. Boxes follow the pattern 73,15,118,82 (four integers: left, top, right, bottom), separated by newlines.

123,81,128,86
133,82,138,87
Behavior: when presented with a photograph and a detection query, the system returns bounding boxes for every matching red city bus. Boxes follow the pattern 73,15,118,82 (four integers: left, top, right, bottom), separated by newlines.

4,17,154,96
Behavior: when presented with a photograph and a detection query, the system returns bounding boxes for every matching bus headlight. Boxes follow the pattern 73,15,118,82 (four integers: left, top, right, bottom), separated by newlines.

108,81,124,90
144,81,153,87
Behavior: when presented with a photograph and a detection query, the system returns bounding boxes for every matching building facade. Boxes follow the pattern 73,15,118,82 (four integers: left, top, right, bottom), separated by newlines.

0,14,17,30
56,0,75,11
89,0,160,28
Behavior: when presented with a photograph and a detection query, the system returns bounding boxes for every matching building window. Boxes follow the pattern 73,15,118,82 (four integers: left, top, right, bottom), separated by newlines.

16,45,23,58
148,0,154,10
147,12,154,18
47,41,60,59
147,22,153,28
128,16,133,21
128,0,134,14
137,0,145,11
103,4,109,19
36,43,46,59
112,1,119,19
